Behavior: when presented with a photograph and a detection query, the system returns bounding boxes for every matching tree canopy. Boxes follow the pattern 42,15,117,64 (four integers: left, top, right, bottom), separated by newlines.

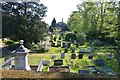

1,1,48,46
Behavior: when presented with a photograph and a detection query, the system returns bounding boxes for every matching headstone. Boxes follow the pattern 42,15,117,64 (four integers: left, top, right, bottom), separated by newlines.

76,44,79,48
78,70,89,74
71,54,76,59
107,54,112,59
67,43,71,48
62,42,65,48
65,42,68,47
64,48,68,53
61,53,65,59
114,53,118,60
78,54,83,59
95,60,104,66
73,40,77,45
79,49,84,53
57,41,61,47
86,48,91,53
51,55,56,59
71,48,75,53
4,57,11,67
54,59,63,65
11,40,31,70
51,43,55,47
88,55,93,59
54,37,56,41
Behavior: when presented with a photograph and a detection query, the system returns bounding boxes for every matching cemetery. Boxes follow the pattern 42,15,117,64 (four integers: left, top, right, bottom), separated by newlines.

1,1,120,79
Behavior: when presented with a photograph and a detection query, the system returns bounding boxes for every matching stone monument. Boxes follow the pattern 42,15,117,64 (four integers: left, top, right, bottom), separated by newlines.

11,40,31,70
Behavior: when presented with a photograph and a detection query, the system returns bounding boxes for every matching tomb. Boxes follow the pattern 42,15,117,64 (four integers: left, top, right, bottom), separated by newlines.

78,54,83,59
11,40,31,70
61,53,65,59
95,60,104,66
71,54,76,59
54,59,63,66
37,60,51,72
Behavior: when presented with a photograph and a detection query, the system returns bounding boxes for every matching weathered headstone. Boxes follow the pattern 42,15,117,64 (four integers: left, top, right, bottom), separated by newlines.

64,48,68,53
54,59,63,65
95,60,104,66
79,49,84,53
76,44,79,48
78,54,83,59
107,54,112,59
71,54,76,59
51,55,56,59
86,48,91,53
71,48,75,53
88,55,93,59
61,53,65,59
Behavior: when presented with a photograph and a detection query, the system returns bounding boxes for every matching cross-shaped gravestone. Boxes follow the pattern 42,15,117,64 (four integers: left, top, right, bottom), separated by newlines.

71,54,76,59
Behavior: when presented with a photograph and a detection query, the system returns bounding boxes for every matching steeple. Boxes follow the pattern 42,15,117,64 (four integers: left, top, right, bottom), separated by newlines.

62,18,63,22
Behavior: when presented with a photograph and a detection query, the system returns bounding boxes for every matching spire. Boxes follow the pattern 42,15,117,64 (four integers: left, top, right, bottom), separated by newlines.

62,18,63,22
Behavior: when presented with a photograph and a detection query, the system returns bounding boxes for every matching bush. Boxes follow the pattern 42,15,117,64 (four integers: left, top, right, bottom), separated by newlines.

3,40,15,45
64,33,77,41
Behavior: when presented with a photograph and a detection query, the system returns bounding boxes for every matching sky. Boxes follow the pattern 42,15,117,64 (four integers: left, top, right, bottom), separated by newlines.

40,0,81,25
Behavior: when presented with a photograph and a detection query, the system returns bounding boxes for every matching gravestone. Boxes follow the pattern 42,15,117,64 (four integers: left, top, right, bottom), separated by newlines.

54,59,63,65
107,54,112,59
61,53,65,59
57,41,61,47
95,60,104,66
79,49,84,53
73,40,77,45
78,54,83,59
65,42,68,47
64,48,68,53
51,43,55,47
4,57,11,66
62,42,65,48
54,37,56,41
78,70,89,74
71,54,76,59
11,40,31,70
86,48,91,53
88,55,93,59
114,53,118,60
76,44,79,48
51,55,56,59
71,48,75,53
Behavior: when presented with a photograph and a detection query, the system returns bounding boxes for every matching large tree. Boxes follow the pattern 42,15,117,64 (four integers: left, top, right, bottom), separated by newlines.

1,1,48,46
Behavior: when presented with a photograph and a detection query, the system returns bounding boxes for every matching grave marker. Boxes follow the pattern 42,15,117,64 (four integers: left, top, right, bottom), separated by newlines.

78,54,83,59
71,48,75,53
71,54,76,59
107,54,112,59
61,53,65,59
51,55,56,59
54,59,63,66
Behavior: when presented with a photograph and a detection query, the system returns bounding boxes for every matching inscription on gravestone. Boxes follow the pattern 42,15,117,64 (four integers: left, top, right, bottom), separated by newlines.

54,59,63,66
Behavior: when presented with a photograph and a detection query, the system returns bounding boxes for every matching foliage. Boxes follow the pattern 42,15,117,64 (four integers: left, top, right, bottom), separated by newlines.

64,32,77,41
1,1,48,47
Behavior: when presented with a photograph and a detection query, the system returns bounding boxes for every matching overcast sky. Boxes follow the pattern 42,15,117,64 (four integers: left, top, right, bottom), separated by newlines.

41,0,81,25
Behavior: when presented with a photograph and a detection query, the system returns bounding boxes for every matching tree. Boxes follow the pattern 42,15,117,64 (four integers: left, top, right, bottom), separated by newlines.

1,1,48,47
